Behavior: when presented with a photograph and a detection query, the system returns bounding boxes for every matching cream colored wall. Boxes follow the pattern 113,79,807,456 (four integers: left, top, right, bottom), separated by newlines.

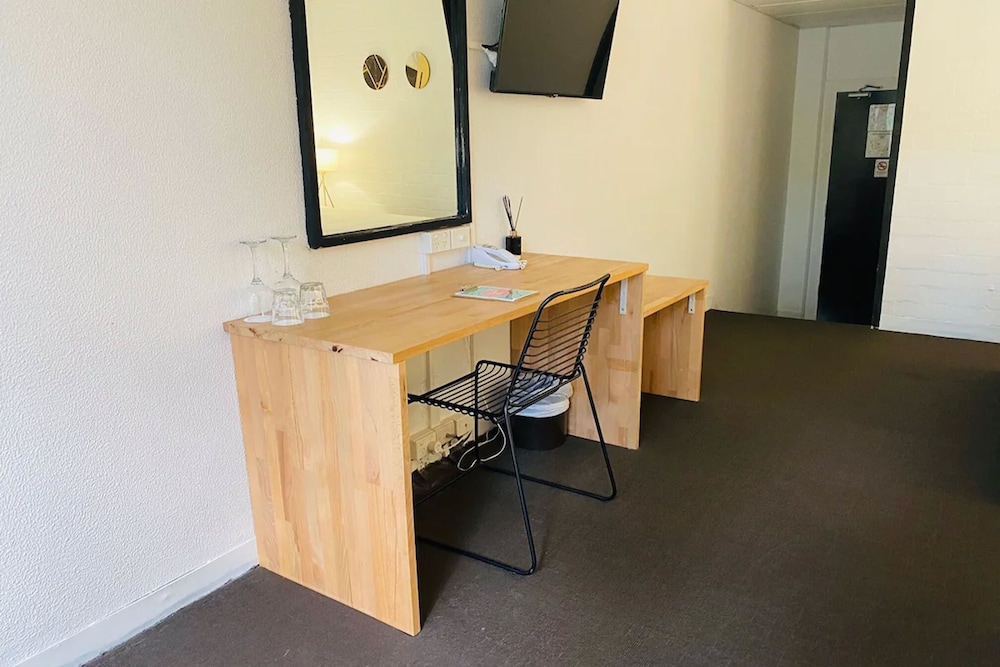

0,0,798,664
468,0,799,315
0,3,456,665
881,0,1000,342
777,22,904,319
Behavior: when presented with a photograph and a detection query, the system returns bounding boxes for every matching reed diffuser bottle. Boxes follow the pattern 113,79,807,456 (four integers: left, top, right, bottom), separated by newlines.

503,195,523,256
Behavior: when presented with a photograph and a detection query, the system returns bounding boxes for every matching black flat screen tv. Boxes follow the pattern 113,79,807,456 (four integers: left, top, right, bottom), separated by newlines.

490,0,620,99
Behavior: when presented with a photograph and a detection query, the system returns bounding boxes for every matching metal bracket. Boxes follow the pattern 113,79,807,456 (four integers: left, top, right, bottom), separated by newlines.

688,294,696,314
619,278,629,315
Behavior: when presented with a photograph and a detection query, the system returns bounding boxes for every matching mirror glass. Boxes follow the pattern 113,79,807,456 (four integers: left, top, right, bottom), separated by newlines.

292,0,471,248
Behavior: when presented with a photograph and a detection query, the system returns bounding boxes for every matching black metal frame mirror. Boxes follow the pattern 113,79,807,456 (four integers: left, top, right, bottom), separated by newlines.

289,0,472,249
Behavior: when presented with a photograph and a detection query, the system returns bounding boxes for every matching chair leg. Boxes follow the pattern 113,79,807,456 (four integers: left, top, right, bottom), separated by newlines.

581,364,618,501
504,410,538,574
417,413,538,576
485,366,617,502
473,377,482,467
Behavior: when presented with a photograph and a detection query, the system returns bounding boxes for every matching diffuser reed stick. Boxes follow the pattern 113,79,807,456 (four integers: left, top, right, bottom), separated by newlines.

502,195,523,237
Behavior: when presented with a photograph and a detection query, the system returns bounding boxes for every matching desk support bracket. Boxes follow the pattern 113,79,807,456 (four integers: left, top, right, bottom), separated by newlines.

688,294,696,314
619,278,628,315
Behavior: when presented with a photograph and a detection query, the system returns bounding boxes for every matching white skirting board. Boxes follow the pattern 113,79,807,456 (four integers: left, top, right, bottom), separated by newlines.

16,540,258,667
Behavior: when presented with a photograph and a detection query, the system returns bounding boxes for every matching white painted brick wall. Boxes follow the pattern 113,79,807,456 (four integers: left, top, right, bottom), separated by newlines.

880,0,1000,343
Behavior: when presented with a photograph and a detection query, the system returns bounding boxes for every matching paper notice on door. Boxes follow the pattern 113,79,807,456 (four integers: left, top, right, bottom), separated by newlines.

866,131,892,158
874,159,890,178
868,103,896,132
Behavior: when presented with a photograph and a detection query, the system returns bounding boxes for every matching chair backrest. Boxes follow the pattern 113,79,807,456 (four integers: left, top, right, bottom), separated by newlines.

506,274,611,410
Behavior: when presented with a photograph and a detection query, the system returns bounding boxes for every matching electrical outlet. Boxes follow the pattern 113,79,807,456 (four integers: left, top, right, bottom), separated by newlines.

410,429,437,463
454,415,475,437
432,418,457,442
450,225,471,249
419,230,451,254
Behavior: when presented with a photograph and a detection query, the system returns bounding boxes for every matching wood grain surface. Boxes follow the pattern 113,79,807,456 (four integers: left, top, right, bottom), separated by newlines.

510,273,646,450
224,254,648,364
230,335,420,635
641,279,708,402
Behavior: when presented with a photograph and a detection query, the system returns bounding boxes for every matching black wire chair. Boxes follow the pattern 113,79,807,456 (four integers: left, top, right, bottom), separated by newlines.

408,274,617,575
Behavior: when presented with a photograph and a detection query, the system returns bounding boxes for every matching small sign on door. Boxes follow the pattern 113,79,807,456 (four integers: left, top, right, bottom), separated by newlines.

866,103,896,159
874,159,890,178
866,132,892,158
868,104,896,132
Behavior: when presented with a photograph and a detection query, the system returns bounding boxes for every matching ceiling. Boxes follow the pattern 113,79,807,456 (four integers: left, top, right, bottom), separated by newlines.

734,0,907,28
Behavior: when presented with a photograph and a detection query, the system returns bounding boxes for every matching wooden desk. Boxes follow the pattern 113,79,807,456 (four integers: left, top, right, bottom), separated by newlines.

223,254,648,635
641,276,710,401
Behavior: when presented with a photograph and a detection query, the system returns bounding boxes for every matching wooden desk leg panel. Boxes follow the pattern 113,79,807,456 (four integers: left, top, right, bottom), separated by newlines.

230,336,420,635
510,274,645,450
641,288,706,402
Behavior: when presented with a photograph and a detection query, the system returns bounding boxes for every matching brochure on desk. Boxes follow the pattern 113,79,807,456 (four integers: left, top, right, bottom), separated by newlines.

454,286,537,303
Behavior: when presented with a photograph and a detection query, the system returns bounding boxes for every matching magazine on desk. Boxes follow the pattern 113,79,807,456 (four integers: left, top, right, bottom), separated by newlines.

454,286,537,303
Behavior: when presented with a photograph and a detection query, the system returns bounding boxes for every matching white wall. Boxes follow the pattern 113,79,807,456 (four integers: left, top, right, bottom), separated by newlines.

0,3,449,665
469,0,798,314
777,22,904,318
880,0,1000,342
0,1,797,665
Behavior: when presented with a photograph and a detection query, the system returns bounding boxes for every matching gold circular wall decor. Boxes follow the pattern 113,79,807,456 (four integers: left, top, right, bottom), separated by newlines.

405,52,431,89
362,54,388,90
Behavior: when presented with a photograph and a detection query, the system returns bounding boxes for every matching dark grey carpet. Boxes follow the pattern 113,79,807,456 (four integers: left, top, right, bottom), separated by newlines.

90,312,1000,666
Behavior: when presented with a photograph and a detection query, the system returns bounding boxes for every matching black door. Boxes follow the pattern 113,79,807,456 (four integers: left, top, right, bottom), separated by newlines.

818,90,897,325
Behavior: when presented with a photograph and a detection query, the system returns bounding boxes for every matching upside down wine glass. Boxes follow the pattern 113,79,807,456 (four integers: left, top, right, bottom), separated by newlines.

271,235,301,292
239,240,273,323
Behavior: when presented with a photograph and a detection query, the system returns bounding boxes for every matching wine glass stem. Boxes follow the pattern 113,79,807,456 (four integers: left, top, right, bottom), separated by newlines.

281,241,292,279
249,244,262,284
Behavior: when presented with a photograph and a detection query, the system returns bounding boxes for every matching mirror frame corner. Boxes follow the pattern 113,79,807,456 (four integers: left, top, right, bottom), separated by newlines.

288,0,473,250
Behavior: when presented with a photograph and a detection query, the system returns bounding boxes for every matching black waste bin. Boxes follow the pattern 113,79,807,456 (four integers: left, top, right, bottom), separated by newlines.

510,389,571,451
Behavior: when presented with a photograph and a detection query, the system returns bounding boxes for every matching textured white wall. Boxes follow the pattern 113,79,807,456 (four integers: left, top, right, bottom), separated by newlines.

0,2,439,665
777,22,904,318
0,0,798,664
881,0,1000,342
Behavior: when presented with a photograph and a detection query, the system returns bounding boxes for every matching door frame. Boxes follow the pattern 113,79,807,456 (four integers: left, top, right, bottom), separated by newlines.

804,77,899,320
871,0,917,327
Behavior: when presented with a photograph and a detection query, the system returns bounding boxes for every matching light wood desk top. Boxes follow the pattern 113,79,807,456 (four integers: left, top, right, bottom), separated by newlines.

642,276,711,318
223,253,648,364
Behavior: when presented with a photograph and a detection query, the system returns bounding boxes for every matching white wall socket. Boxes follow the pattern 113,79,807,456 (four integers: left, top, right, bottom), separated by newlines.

450,226,471,249
419,230,451,254
410,429,437,465
411,418,464,471
419,226,471,255
432,418,457,442
454,415,475,437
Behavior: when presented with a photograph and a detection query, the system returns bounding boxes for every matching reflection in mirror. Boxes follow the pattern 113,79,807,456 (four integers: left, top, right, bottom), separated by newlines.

361,54,389,91
292,0,471,247
406,52,431,89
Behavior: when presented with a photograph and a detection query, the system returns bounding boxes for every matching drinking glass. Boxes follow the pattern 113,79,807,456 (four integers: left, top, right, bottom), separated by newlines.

239,240,272,323
300,282,330,319
271,288,304,326
271,235,301,292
